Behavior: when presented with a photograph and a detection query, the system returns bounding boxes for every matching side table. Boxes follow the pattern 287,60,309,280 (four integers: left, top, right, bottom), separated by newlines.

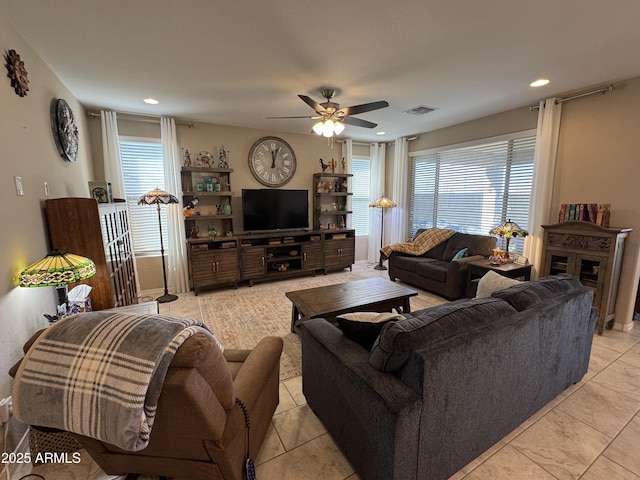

467,259,533,297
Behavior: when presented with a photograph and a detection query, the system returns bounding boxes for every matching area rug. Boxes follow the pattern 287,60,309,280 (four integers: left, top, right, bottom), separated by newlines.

198,262,446,380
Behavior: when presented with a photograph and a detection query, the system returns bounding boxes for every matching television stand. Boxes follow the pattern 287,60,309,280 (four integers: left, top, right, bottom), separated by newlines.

240,229,355,286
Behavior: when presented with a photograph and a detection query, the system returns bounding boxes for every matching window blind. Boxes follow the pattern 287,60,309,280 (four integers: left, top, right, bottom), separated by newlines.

119,139,167,256
351,157,371,236
408,134,535,253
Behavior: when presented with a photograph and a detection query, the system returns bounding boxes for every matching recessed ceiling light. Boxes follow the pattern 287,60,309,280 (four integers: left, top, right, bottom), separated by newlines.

143,98,159,105
376,131,386,136
530,78,550,88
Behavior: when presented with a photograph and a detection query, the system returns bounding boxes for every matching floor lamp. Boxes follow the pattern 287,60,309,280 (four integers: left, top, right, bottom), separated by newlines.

369,194,396,270
138,188,179,303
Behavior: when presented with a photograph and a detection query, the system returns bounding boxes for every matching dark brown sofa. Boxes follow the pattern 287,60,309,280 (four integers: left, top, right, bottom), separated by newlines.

387,230,496,299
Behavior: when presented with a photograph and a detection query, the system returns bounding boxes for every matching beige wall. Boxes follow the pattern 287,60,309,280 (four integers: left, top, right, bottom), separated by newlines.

0,19,95,397
553,77,640,331
87,118,345,290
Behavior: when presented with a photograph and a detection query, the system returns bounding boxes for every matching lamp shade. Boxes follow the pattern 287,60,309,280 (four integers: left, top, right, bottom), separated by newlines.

19,250,96,287
138,188,179,205
369,195,396,208
490,219,528,238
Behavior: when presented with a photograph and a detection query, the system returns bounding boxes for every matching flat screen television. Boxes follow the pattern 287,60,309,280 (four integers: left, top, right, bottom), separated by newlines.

242,189,309,232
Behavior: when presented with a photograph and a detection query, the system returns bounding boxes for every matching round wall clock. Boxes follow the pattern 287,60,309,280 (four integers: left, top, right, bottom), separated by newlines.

51,98,79,162
248,136,296,187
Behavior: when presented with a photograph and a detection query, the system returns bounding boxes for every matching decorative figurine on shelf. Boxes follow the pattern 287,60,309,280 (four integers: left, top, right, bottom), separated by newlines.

317,181,323,193
341,157,346,173
183,197,199,217
218,145,229,168
188,225,199,238
207,224,218,238
183,148,192,167
340,216,346,229
319,158,329,172
340,179,348,192
330,158,336,173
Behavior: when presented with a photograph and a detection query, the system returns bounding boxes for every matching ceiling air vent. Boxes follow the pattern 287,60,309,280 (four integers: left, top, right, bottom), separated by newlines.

403,105,438,115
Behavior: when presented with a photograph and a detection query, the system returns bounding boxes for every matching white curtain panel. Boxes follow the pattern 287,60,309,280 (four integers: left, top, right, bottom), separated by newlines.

368,142,386,263
341,139,353,228
525,97,563,278
389,137,409,243
101,110,141,295
101,111,126,199
160,117,190,293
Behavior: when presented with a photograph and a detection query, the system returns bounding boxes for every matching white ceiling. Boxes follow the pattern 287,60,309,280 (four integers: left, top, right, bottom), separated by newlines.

3,0,640,142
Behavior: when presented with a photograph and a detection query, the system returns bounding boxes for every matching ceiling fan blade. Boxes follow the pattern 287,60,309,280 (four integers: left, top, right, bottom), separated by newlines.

339,100,389,117
343,116,378,129
265,115,317,119
299,94,328,114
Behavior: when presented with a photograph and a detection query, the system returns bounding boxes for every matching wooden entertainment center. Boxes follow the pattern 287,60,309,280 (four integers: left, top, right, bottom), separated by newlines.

187,229,355,294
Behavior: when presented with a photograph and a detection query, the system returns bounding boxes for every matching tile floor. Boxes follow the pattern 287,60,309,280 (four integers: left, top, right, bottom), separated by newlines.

7,272,640,480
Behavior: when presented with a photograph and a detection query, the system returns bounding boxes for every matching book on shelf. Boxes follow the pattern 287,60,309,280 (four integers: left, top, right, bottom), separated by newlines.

268,239,282,245
558,203,602,224
331,233,348,239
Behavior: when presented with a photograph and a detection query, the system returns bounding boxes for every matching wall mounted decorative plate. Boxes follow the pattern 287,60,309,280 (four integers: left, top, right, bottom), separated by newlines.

51,98,79,162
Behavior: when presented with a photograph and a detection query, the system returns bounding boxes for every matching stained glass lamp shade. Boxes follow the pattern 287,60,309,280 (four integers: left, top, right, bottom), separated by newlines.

19,250,96,314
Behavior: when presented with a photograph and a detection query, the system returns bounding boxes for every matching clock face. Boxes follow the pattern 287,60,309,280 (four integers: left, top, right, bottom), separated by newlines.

248,136,296,187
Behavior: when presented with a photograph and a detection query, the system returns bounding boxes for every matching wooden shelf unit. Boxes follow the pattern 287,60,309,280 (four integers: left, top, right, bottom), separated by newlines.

313,172,353,230
45,198,138,310
181,166,235,237
541,221,631,334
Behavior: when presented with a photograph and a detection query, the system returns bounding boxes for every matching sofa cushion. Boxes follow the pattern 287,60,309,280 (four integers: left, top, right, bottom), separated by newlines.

491,273,584,311
475,270,522,298
369,297,518,372
337,312,405,350
415,260,449,282
392,255,438,273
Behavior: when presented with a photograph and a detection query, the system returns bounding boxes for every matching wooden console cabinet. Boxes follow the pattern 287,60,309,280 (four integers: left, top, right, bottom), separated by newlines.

187,229,356,294
45,198,138,310
541,221,631,334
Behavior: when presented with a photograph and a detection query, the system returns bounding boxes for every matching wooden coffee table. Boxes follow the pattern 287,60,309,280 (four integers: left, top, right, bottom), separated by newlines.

286,277,418,332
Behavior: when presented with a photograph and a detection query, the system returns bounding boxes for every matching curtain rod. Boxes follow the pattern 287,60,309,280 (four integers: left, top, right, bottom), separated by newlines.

530,84,614,111
87,110,195,128
337,136,418,146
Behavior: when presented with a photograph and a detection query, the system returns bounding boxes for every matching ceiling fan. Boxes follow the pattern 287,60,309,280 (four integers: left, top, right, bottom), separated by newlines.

267,88,389,137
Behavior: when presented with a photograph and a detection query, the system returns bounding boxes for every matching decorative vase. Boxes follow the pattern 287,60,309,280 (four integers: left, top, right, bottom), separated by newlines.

223,204,232,215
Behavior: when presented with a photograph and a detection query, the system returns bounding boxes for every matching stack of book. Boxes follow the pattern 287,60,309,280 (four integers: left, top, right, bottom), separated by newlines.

558,203,610,227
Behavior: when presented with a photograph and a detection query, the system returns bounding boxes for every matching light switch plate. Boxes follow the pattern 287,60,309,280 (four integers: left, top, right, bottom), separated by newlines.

15,176,24,196
44,181,50,196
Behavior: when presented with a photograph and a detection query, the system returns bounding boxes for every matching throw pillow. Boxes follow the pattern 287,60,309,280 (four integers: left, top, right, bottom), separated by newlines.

452,248,468,261
337,312,405,351
475,270,522,298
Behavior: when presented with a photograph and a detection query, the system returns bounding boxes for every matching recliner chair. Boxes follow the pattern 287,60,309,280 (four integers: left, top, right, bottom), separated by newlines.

11,329,283,480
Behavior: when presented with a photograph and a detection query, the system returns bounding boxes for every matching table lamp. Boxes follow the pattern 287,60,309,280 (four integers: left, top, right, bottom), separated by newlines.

19,250,96,315
490,219,528,260
138,188,179,303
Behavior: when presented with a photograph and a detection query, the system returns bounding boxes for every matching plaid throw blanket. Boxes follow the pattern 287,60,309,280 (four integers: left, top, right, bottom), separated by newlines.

380,228,456,259
13,311,218,452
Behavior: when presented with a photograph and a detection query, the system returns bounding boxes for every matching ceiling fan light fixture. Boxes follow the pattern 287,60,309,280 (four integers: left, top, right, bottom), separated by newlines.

333,121,345,135
322,119,335,137
312,121,325,135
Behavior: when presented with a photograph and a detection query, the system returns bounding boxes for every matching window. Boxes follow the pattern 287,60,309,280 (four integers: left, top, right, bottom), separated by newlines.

351,157,371,235
119,138,167,256
408,132,536,254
